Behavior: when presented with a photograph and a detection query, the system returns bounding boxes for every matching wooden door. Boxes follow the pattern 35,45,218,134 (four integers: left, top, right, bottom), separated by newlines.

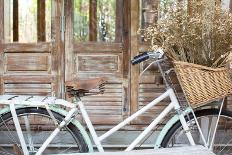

64,0,130,125
0,0,64,97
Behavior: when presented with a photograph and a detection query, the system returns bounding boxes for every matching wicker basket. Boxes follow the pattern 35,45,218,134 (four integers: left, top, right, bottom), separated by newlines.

173,61,232,108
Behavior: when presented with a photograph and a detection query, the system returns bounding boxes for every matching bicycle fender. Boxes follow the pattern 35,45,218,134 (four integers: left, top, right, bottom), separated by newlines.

154,107,193,148
0,105,94,153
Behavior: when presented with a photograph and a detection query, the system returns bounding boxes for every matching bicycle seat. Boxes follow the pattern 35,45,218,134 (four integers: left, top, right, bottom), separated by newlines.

65,77,107,92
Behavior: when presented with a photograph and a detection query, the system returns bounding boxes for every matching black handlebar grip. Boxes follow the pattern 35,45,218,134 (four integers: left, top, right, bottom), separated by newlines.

131,52,149,65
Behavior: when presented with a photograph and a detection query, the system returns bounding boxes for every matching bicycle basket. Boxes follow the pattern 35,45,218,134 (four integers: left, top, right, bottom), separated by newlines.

173,61,232,108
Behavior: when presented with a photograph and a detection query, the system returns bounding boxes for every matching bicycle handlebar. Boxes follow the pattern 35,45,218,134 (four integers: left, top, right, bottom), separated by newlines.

131,48,164,65
131,52,149,65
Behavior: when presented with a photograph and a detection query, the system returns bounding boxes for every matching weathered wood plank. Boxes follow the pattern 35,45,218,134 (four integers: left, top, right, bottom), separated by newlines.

37,0,46,41
3,43,52,52
230,0,232,12
3,75,54,83
76,54,121,73
13,0,18,41
121,0,130,119
0,0,4,94
89,0,97,41
130,0,141,122
51,0,65,98
4,53,51,72
64,0,74,81
74,42,123,53
0,0,3,43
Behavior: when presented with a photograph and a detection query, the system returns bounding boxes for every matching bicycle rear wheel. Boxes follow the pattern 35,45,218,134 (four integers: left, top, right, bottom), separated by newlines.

161,109,232,155
0,107,89,154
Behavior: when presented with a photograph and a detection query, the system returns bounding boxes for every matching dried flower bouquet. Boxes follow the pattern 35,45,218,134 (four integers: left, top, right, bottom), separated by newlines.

139,1,232,67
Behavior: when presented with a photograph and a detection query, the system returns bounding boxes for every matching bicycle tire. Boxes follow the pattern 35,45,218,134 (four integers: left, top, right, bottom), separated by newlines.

0,107,89,154
161,108,232,155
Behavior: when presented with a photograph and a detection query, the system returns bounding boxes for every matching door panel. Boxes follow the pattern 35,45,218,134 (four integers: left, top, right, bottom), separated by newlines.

0,0,63,97
65,0,129,125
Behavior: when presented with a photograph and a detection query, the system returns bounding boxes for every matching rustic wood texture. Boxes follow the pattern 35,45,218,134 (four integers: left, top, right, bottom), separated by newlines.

66,0,129,125
115,0,123,42
3,42,52,52
89,0,97,41
1,0,230,132
0,0,60,97
230,0,232,12
4,53,50,71
65,0,74,81
130,0,140,122
37,0,46,41
122,0,130,119
0,0,4,94
74,42,122,53
13,0,18,41
51,0,65,98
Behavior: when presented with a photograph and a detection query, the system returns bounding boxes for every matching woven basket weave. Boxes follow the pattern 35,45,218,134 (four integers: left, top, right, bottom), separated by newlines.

173,61,232,108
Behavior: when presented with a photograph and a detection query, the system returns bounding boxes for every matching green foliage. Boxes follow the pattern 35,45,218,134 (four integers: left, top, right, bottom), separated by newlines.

73,0,116,42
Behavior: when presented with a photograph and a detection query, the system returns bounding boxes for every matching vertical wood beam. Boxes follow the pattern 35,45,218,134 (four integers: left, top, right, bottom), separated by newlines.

64,0,74,82
0,0,4,94
0,0,3,43
230,0,232,12
115,0,123,42
130,0,140,116
122,0,130,118
89,0,97,41
13,0,18,41
37,0,46,42
51,0,65,98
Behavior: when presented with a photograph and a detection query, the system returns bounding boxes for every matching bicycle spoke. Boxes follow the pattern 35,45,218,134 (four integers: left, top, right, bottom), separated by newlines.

0,115,18,145
0,145,12,155
218,138,232,154
0,107,88,154
162,109,232,155
23,115,35,152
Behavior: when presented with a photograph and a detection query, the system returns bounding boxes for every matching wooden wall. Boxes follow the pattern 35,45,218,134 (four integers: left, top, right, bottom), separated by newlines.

0,0,232,132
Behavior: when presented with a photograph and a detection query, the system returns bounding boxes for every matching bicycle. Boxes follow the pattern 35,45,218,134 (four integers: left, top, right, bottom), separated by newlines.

0,50,232,155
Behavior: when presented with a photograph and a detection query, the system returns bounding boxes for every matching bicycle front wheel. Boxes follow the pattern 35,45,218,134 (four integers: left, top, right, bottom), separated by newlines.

0,107,89,154
161,109,232,155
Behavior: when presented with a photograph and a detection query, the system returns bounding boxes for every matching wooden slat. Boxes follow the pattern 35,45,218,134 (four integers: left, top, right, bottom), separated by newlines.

121,0,130,119
37,0,46,41
5,83,51,89
3,43,52,52
64,0,74,81
130,0,140,119
51,0,64,98
0,0,3,43
74,42,122,53
4,83,52,96
82,102,122,106
87,115,122,124
89,0,97,41
115,0,123,42
13,0,18,41
4,53,51,72
0,0,3,94
3,75,54,83
76,54,121,73
230,0,232,12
